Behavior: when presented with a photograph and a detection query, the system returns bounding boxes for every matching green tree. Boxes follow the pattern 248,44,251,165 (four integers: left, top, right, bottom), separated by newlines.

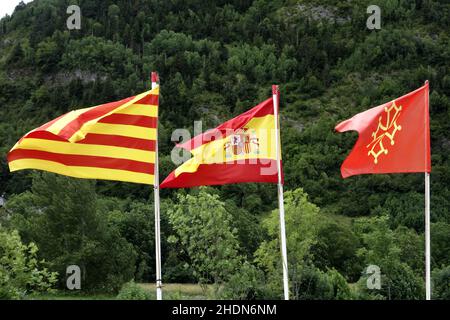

219,261,267,300
354,215,424,299
7,173,136,292
167,188,243,290
107,4,120,41
291,265,354,300
106,199,155,282
255,188,331,299
431,222,450,268
6,42,25,67
35,39,59,72
432,265,450,300
311,217,362,282
0,226,57,299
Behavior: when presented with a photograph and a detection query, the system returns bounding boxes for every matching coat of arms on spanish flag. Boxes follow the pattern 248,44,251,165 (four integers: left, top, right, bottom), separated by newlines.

160,97,283,188
335,83,431,178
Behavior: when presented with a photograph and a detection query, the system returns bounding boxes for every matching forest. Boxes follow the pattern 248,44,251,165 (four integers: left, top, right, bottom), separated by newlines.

0,0,449,300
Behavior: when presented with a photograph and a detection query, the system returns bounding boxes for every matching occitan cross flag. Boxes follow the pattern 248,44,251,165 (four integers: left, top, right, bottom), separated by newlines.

335,81,432,301
335,83,431,178
8,86,159,185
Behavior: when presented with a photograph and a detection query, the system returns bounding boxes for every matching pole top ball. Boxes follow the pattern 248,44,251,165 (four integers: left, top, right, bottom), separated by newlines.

272,85,279,95
151,72,159,83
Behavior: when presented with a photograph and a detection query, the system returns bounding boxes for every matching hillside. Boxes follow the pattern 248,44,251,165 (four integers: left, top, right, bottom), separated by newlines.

0,0,449,300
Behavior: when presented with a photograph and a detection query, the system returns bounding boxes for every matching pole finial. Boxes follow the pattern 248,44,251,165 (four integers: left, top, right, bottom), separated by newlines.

272,85,279,95
151,72,159,84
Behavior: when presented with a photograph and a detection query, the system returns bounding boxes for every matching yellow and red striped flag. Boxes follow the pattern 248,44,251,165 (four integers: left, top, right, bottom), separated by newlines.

8,87,159,185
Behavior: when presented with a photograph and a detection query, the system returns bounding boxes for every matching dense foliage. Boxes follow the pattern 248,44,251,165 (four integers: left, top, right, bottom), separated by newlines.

0,0,449,299
0,226,57,299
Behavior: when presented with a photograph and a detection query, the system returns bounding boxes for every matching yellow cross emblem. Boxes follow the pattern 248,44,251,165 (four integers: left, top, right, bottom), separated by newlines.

367,101,402,164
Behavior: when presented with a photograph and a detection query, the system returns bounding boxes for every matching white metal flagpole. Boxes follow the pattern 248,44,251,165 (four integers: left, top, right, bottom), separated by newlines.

272,85,289,300
425,173,430,300
152,72,163,300
424,80,431,300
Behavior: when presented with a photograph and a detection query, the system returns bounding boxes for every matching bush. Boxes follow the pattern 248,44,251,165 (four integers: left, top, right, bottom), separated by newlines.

326,268,355,300
0,227,58,300
116,281,151,300
219,262,268,300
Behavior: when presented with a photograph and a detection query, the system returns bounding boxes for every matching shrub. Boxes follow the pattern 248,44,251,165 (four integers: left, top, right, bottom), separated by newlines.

116,281,151,300
0,227,58,300
219,262,268,300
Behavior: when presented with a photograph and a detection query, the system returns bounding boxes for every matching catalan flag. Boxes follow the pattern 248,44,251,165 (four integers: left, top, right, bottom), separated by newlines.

160,96,282,188
8,86,159,185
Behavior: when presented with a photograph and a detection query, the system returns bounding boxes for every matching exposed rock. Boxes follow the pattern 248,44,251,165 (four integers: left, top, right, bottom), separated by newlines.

45,70,107,85
283,116,304,132
442,138,450,150
292,4,350,24
6,69,106,85
5,68,34,81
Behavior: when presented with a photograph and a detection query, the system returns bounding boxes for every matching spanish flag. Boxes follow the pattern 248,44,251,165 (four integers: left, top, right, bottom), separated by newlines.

160,97,282,188
8,87,159,185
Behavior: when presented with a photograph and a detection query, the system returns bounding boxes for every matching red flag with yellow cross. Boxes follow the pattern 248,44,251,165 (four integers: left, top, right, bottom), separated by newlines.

335,83,431,178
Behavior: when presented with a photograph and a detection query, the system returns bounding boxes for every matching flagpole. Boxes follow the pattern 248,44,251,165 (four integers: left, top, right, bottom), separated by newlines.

152,72,163,301
424,80,431,300
272,85,289,300
425,173,430,300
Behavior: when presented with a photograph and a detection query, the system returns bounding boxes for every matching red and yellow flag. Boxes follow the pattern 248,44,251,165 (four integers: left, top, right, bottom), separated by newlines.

8,87,159,185
335,83,431,178
160,97,282,188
